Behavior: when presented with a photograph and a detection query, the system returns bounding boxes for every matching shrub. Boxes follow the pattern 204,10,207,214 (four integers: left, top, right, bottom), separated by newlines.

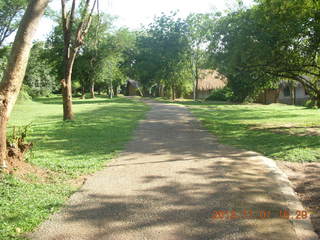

304,99,318,109
17,85,32,102
206,87,234,101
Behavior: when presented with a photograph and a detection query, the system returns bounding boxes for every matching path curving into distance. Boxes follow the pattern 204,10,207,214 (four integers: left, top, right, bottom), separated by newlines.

29,99,318,240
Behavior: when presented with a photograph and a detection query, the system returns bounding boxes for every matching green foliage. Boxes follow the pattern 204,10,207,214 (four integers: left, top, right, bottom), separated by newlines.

304,99,319,109
23,42,57,97
205,87,234,101
0,45,10,80
17,85,32,103
133,12,192,98
46,24,64,82
67,14,134,96
207,0,320,105
0,0,28,46
186,13,217,99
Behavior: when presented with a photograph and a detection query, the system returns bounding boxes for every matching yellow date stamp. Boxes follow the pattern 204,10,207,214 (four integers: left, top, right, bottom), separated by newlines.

211,209,309,220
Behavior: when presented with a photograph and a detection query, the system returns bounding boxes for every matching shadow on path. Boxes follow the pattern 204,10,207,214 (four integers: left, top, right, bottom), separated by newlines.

29,100,314,240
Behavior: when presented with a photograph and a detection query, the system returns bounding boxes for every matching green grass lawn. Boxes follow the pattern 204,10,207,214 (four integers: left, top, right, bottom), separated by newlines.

179,101,320,163
1,96,149,240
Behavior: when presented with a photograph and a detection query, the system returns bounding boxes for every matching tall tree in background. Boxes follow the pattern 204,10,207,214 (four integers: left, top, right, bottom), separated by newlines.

60,0,97,120
134,13,191,99
208,0,320,104
186,13,213,100
0,0,49,170
0,0,28,46
80,13,112,98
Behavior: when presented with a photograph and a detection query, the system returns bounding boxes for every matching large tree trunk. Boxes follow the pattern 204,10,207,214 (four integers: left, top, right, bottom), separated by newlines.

0,0,49,170
60,0,97,120
61,48,77,120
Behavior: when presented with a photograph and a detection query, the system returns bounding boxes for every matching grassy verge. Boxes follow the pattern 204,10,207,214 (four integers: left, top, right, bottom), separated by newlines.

174,100,320,163
1,96,149,239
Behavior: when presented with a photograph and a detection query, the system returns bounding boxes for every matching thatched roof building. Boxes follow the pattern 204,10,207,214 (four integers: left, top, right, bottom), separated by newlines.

196,69,227,99
126,79,143,96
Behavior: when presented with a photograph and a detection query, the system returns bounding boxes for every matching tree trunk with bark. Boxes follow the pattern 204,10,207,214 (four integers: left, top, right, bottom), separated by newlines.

171,84,176,100
312,92,320,108
61,0,97,120
113,85,118,97
0,0,49,170
90,82,95,98
61,47,78,120
160,85,164,97
81,86,85,99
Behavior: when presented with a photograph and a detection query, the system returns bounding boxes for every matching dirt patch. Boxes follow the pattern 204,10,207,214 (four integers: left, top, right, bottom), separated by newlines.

250,124,320,136
276,161,320,237
7,157,54,183
68,175,89,188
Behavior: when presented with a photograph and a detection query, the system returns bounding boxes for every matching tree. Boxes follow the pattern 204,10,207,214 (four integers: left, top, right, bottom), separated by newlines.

0,0,28,46
73,13,113,98
208,0,320,104
60,0,98,120
186,13,214,100
24,42,57,97
133,13,192,99
103,28,137,96
0,0,49,170
207,7,278,101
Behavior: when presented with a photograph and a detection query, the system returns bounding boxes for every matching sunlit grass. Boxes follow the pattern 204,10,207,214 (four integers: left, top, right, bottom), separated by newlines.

182,101,320,163
1,96,149,239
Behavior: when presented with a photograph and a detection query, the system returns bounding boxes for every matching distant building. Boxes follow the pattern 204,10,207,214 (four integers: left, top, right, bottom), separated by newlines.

256,82,309,105
126,79,143,96
196,69,228,99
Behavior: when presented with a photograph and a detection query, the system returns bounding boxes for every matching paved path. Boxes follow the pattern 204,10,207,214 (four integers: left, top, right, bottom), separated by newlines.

29,100,317,240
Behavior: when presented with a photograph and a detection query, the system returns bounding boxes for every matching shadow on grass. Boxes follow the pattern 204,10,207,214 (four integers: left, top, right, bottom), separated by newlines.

27,97,149,177
30,100,302,239
33,96,130,105
185,102,320,163
28,99,302,240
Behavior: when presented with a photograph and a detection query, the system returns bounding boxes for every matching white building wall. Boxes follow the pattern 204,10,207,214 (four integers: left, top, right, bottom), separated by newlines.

296,86,306,98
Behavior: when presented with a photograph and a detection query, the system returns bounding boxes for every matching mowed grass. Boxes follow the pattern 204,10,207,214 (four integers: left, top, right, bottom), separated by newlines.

1,96,149,240
180,101,320,163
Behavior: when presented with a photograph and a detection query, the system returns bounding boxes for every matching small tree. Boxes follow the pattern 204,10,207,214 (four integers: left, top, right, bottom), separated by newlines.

60,0,97,120
0,0,49,170
186,13,213,100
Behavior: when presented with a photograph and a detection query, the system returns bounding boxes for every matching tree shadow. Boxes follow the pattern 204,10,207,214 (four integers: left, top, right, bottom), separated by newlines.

32,149,300,240
33,96,129,105
26,98,148,176
28,100,309,239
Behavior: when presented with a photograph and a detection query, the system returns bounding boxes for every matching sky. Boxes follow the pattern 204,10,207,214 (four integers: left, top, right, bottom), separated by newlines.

34,0,253,41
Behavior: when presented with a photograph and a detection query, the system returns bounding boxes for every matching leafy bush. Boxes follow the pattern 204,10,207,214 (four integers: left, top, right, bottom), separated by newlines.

304,99,318,109
28,88,52,98
17,85,32,102
206,87,234,101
